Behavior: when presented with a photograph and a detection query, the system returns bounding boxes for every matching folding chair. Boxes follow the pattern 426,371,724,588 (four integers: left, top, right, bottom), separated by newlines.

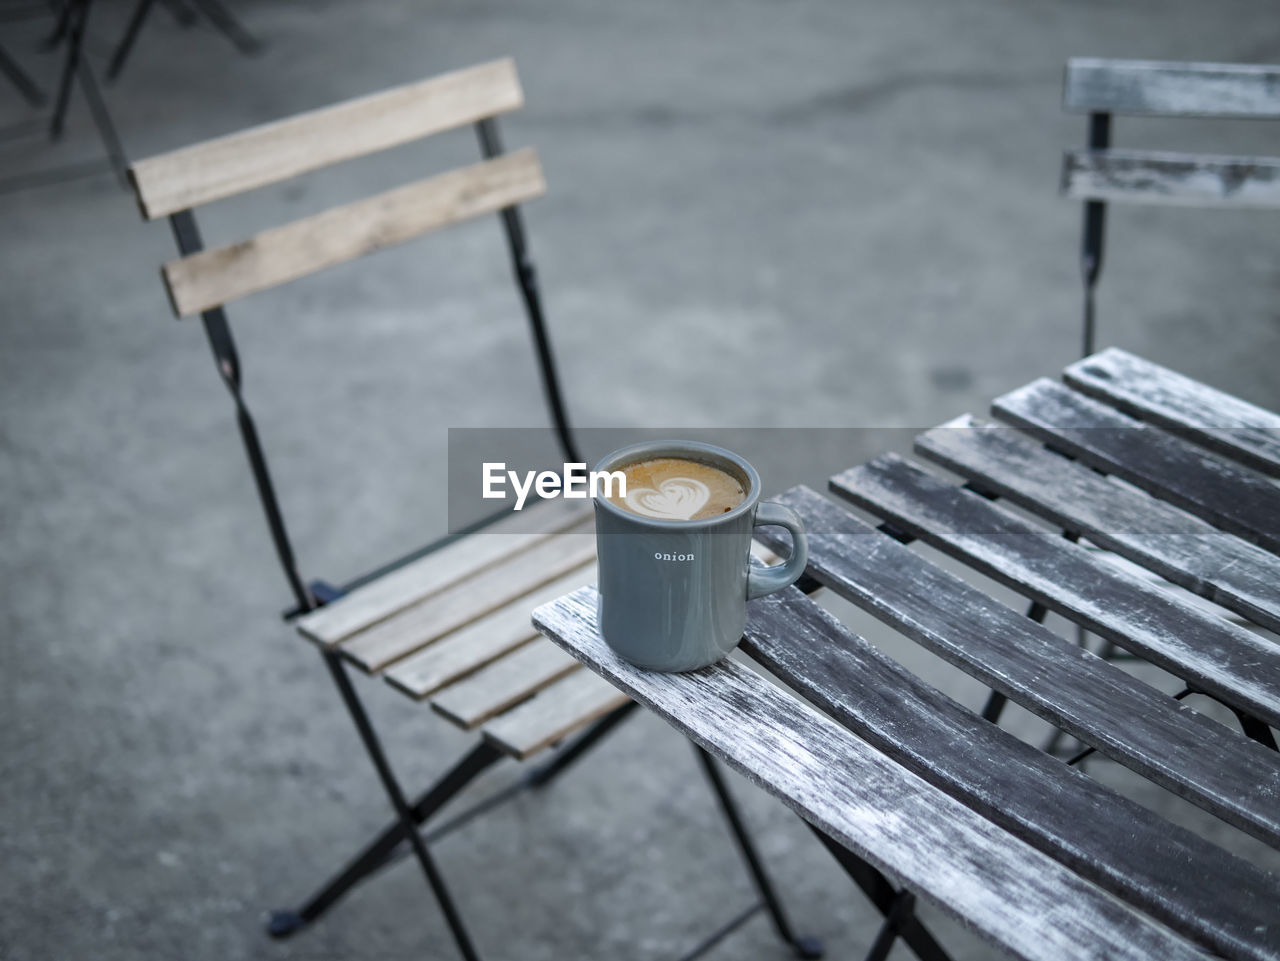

995,59,1280,754
128,59,821,961
1060,57,1280,356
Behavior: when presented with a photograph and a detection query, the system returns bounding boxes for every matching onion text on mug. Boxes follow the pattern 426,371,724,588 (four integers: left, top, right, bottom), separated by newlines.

482,463,626,510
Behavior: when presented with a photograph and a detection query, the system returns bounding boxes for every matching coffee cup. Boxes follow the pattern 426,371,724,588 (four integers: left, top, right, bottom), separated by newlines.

592,440,808,672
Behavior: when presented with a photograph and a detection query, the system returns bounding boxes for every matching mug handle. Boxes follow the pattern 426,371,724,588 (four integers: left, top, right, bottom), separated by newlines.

747,501,809,600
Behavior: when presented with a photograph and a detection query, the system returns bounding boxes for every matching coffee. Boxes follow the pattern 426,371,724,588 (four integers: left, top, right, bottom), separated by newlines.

610,457,746,521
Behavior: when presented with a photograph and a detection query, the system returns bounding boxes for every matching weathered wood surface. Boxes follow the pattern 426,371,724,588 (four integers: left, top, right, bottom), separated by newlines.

993,378,1280,553
533,588,1215,961
337,523,596,673
129,59,524,218
742,590,1280,961
432,639,579,729
297,498,590,647
1064,58,1280,118
1061,148,1280,208
382,563,596,699
915,416,1280,634
480,667,629,760
832,454,1280,728
756,486,1280,848
162,149,546,316
1064,348,1280,478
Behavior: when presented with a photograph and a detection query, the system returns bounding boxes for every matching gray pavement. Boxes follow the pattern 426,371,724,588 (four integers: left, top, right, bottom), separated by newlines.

2,1,1278,959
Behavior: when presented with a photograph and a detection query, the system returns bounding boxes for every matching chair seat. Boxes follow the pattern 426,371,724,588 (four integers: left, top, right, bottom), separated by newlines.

294,499,626,759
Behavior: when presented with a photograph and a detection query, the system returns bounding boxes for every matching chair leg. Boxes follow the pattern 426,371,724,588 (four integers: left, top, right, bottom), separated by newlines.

41,0,74,50
158,0,196,26
695,747,823,959
807,824,954,961
48,0,87,140
267,739,505,938
525,700,639,788
265,699,636,940
73,53,127,185
186,0,261,53
106,0,155,81
320,651,483,961
0,44,45,106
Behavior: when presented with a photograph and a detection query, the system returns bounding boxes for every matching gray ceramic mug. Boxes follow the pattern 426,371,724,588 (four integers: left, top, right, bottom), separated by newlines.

592,440,808,672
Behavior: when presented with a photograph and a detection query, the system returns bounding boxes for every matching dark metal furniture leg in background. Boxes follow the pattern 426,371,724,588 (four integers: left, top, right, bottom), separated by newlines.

41,0,74,49
0,44,45,105
73,48,127,183
48,0,87,140
107,0,156,80
321,651,482,961
159,0,197,26
695,747,823,959
807,824,954,961
187,0,261,53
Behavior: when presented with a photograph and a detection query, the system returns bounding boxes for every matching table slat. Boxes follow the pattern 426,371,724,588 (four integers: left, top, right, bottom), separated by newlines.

297,498,591,646
832,454,1280,728
432,640,580,730
1064,348,1280,477
758,486,1280,848
480,668,629,760
534,588,1214,961
338,524,596,673
914,416,1280,634
383,563,596,699
993,378,1280,553
743,590,1280,961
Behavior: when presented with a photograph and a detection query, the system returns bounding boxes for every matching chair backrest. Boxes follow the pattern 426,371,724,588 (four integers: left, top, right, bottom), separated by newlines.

129,59,579,614
130,58,542,315
1058,58,1280,354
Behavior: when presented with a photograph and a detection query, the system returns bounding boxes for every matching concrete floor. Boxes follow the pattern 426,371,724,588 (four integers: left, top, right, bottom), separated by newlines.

2,1,1278,959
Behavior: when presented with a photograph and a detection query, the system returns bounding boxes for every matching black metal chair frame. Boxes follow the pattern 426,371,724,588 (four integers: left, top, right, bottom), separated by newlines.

164,114,822,961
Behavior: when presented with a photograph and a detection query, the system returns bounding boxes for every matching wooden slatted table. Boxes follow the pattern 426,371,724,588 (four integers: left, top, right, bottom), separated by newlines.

533,349,1280,961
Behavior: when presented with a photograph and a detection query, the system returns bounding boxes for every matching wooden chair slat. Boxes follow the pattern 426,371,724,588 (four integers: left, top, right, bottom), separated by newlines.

994,379,1280,553
1064,348,1280,477
533,587,1213,961
1061,148,1280,208
129,58,523,218
337,522,596,673
481,668,630,760
832,454,1280,728
297,499,590,647
1063,58,1280,118
744,590,1280,961
432,640,580,730
757,486,1280,849
382,563,596,699
162,148,546,317
915,416,1280,634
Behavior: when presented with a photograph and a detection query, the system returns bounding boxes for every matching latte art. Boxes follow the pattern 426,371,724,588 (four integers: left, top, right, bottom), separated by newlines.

626,477,710,520
610,457,746,521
